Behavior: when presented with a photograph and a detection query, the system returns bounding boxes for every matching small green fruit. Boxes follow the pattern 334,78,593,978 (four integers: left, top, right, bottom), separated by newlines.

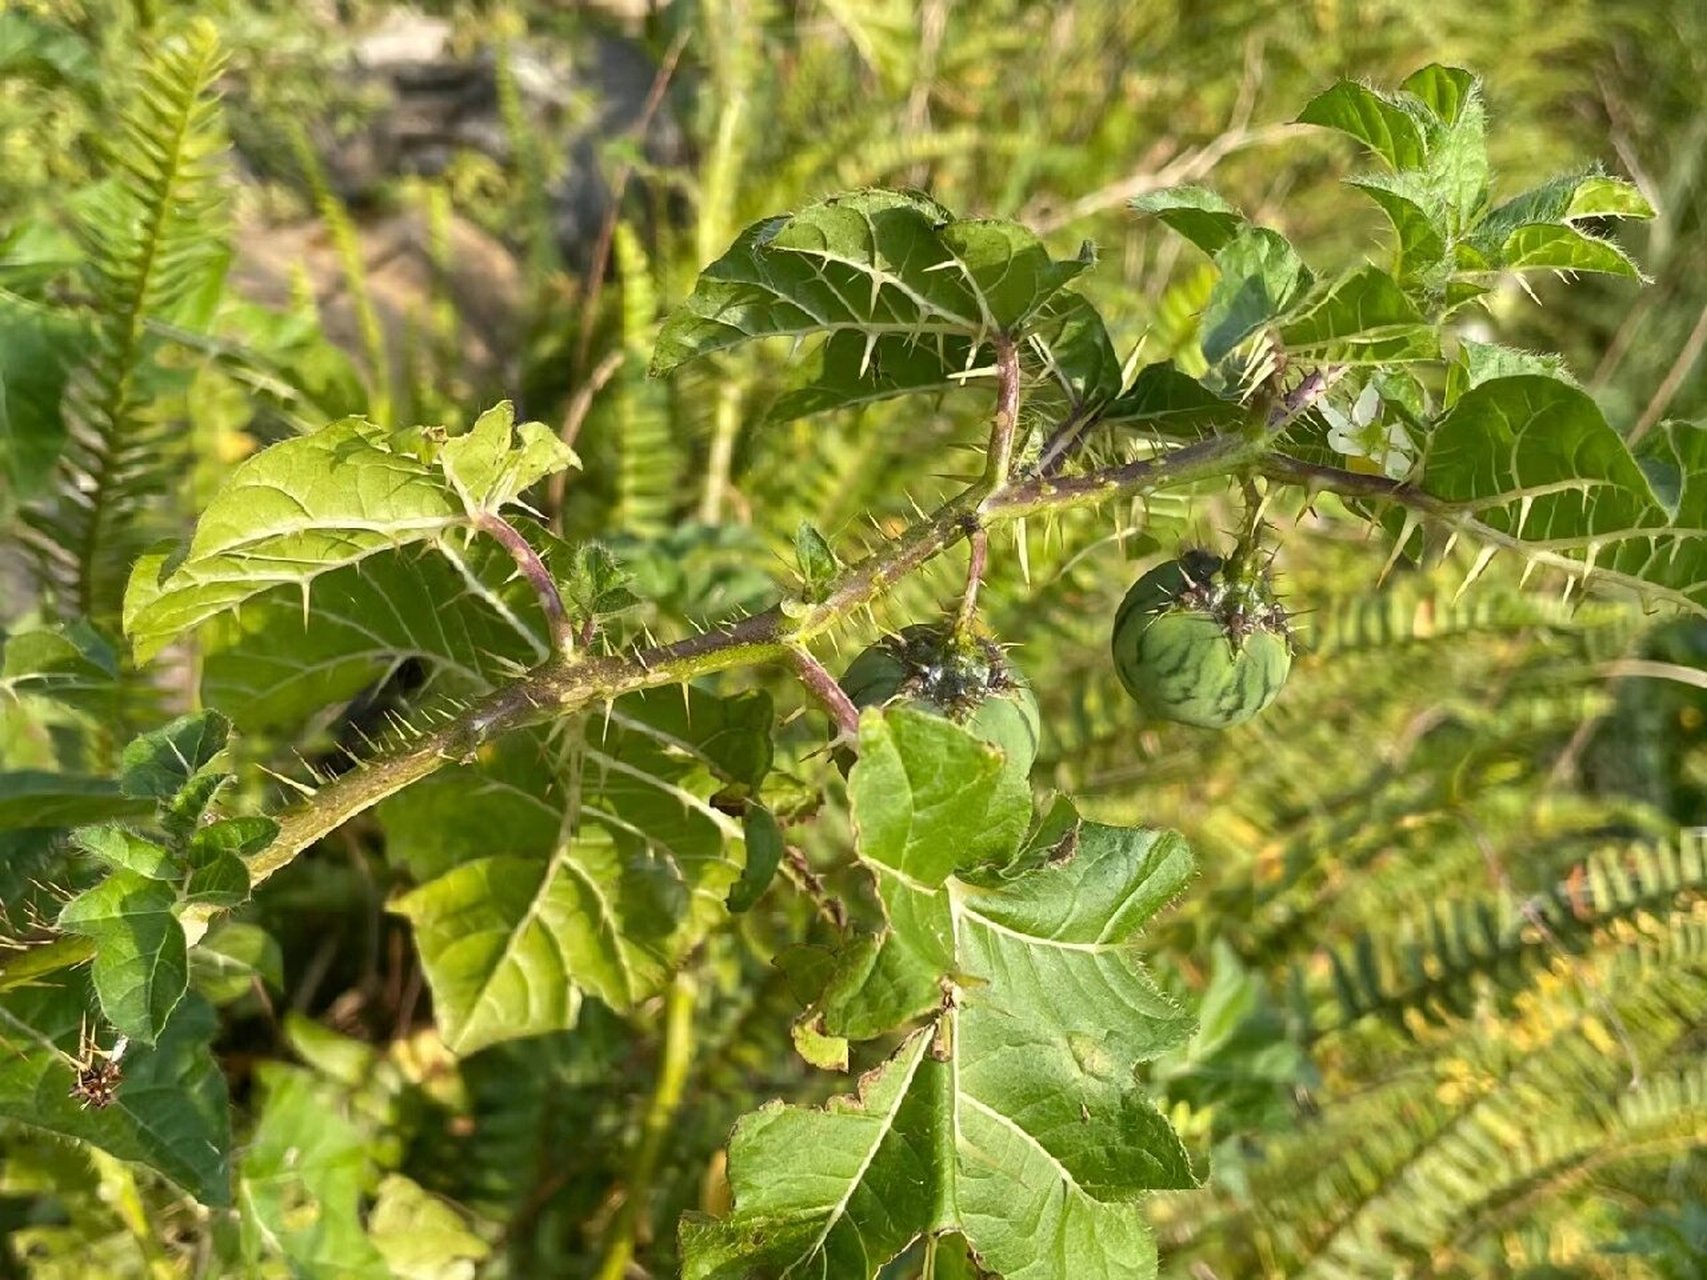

838,624,1040,777
1111,551,1292,729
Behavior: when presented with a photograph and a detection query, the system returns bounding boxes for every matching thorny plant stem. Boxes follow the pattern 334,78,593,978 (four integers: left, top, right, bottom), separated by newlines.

955,528,989,636
472,510,574,653
1223,474,1268,583
595,972,698,1280
789,646,860,738
0,372,1344,992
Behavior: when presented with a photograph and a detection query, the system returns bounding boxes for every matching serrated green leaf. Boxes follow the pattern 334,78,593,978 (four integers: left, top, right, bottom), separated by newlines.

1201,228,1311,365
1278,266,1437,362
821,713,1189,1044
1566,175,1655,219
1422,377,1707,610
652,190,1092,375
816,892,950,1040
1473,170,1654,245
1343,174,1446,282
438,400,577,515
391,686,773,1053
1307,71,1490,240
1456,168,1651,281
679,1033,939,1279
1297,81,1431,170
56,870,188,1044
0,982,230,1206
684,816,1197,1280
237,1064,390,1278
123,419,465,661
1446,340,1574,402
391,853,589,1053
1129,186,1246,255
1400,64,1477,125
119,710,228,801
71,824,178,879
1487,222,1646,279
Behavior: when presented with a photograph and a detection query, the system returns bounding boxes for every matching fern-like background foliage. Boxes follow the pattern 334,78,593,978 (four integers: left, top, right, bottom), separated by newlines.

0,1,1703,1277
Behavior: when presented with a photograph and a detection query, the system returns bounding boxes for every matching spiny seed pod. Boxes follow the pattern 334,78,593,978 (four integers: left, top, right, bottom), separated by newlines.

838,624,1040,777
1111,550,1292,729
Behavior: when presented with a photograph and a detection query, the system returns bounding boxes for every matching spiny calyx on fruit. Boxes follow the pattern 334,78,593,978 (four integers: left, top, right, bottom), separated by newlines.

838,624,1040,777
1111,549,1293,729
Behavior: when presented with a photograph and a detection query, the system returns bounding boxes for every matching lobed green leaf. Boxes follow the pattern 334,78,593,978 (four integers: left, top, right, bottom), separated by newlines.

652,189,1093,376
1297,80,1432,171
390,685,774,1053
0,983,230,1205
119,710,228,800
1421,376,1707,610
123,407,572,663
1129,186,1246,255
1278,266,1438,363
123,419,463,660
687,755,1198,1279
198,543,546,733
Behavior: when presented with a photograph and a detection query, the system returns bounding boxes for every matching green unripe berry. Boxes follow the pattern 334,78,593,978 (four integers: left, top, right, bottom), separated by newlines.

1111,552,1292,730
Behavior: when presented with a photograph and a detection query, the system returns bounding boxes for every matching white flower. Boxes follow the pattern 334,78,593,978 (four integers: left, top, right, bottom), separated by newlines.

1322,383,1416,479
1374,419,1416,478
